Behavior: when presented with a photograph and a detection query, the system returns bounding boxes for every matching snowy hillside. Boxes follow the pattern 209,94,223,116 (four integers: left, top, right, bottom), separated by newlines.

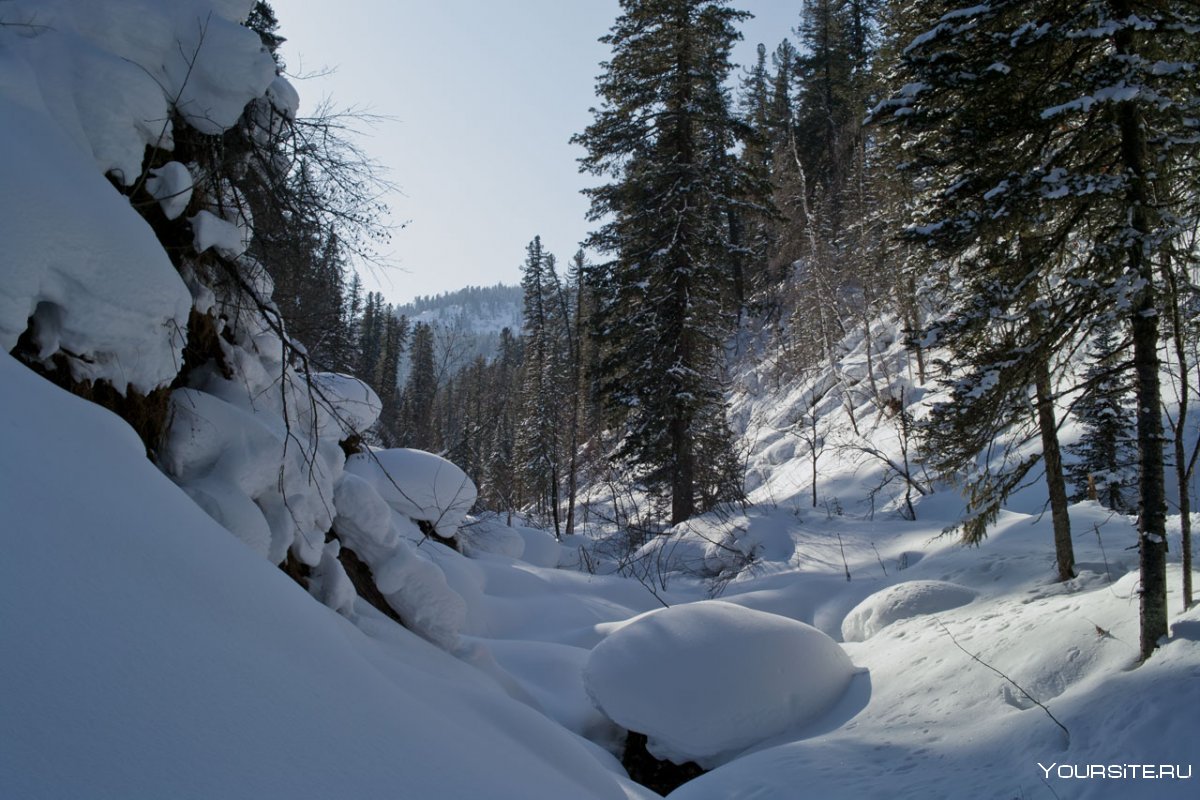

2,2,1198,799
399,283,524,336
395,283,523,379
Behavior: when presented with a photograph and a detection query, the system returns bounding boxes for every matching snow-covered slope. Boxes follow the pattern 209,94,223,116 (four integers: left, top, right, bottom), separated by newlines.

0,352,647,800
3,1,1198,798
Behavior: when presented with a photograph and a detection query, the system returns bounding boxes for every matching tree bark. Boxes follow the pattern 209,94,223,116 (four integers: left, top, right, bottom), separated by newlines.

1035,357,1075,581
1165,264,1193,609
1112,10,1168,656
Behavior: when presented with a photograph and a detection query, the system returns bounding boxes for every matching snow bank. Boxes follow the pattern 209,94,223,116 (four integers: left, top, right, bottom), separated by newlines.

0,92,191,392
0,0,280,392
345,448,478,538
584,601,857,765
841,580,977,642
160,386,339,566
0,353,650,800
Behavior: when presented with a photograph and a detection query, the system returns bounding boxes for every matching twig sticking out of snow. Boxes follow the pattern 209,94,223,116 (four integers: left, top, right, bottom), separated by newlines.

933,618,1071,747
836,532,851,582
871,542,888,577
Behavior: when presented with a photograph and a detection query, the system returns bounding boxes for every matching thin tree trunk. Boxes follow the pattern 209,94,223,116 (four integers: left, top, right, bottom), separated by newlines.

811,410,819,508
1165,264,1193,609
1035,357,1075,581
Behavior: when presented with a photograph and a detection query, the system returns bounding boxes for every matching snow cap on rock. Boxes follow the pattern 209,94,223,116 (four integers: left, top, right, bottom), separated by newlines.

584,600,857,766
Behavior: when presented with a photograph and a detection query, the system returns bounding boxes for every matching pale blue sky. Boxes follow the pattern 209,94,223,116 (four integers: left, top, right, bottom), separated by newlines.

270,0,801,304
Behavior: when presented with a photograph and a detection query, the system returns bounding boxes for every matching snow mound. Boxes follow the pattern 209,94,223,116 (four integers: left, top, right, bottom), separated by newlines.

514,525,565,568
311,372,382,436
459,516,527,560
584,601,857,766
456,518,564,567
0,92,191,393
841,580,977,642
145,161,194,220
345,448,478,538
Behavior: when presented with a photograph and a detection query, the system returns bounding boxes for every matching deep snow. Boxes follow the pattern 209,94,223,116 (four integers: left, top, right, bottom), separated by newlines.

2,1,1198,798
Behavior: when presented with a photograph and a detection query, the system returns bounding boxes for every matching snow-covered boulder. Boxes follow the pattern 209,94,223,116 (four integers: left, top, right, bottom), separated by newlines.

841,580,977,642
311,372,382,437
584,601,857,766
0,93,192,393
458,516,527,560
345,449,477,539
373,540,468,651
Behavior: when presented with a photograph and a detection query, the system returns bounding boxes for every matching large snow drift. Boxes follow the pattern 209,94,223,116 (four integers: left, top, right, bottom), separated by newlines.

584,601,858,765
0,353,648,800
841,580,977,642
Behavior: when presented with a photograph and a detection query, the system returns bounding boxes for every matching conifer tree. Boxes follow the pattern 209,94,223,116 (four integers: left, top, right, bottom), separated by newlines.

374,312,408,445
516,237,569,534
878,0,1200,657
486,328,525,518
356,291,385,382
1067,329,1137,513
573,0,750,524
401,322,437,451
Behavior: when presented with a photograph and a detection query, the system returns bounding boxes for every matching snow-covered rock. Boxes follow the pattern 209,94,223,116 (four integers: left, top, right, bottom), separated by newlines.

584,600,858,766
373,540,468,650
459,516,527,560
311,372,382,436
191,209,250,259
345,448,478,539
841,580,977,642
160,386,340,566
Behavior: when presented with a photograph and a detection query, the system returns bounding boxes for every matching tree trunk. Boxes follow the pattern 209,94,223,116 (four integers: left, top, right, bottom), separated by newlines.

671,414,695,525
1111,18,1168,656
810,411,819,508
1035,357,1075,581
1165,263,1193,609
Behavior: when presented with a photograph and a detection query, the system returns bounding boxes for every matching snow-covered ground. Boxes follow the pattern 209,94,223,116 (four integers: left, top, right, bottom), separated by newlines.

2,2,1197,798
5,334,1198,798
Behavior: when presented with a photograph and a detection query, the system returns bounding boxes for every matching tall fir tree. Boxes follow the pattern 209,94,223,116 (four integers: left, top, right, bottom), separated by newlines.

877,0,1200,657
516,237,569,534
573,0,750,524
401,322,438,451
374,312,409,446
486,328,525,517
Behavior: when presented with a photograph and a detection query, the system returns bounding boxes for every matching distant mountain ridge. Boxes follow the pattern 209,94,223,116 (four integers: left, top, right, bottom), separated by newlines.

393,283,524,379
397,283,522,333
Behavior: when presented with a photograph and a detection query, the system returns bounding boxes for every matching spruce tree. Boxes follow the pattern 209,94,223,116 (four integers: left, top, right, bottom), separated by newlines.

573,0,750,524
374,312,408,446
878,0,1200,657
1067,329,1137,513
401,322,437,451
516,237,569,534
486,328,524,518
